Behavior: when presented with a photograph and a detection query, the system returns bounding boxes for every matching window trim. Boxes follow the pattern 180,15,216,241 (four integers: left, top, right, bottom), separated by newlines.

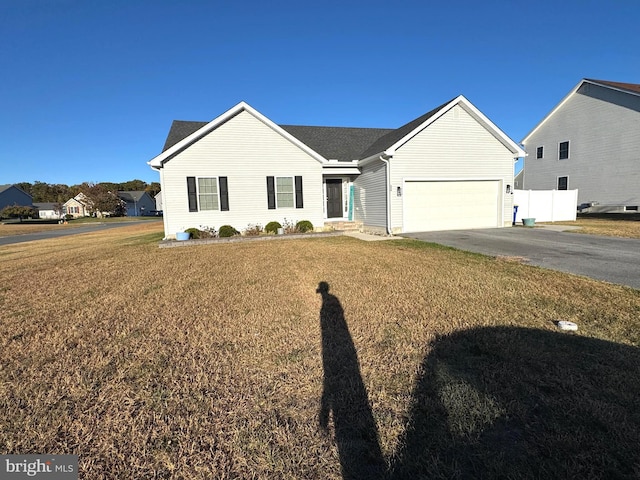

266,176,303,209
275,176,295,209
197,177,220,211
536,146,544,159
558,141,569,160
186,176,229,212
557,175,568,191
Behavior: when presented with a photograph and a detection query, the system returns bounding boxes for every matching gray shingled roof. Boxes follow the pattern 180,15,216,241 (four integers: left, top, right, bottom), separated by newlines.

279,125,392,161
162,120,208,151
118,191,149,203
33,202,59,210
160,101,456,161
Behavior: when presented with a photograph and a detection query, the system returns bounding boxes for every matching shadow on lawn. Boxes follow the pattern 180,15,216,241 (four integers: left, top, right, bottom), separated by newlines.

317,282,640,479
317,281,386,479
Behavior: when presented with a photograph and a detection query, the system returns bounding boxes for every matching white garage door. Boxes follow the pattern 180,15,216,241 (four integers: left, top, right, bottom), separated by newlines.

403,180,501,232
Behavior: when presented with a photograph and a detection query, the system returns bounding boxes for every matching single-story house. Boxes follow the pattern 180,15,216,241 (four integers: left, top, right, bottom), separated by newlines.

63,193,90,218
521,78,640,212
148,97,525,238
0,184,32,211
154,191,163,211
117,191,156,216
34,202,63,219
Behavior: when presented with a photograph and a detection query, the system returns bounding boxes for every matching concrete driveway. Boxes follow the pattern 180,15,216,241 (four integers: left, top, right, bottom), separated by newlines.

402,226,640,290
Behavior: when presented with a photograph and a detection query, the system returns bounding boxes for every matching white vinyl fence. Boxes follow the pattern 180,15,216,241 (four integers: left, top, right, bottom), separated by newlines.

514,189,578,223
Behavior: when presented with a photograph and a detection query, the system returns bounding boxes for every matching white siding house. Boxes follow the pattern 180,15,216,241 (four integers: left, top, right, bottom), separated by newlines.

353,159,388,231
521,79,640,211
150,104,324,237
149,97,524,238
354,98,524,233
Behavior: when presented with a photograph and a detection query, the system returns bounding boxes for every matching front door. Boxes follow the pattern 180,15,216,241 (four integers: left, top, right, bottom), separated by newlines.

326,179,343,218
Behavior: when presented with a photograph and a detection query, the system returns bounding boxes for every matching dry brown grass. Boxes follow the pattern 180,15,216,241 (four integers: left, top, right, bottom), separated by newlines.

552,216,640,238
1,223,639,478
0,222,72,236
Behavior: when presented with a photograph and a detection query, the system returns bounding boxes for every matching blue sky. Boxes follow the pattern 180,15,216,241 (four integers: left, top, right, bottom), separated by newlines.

1,0,638,185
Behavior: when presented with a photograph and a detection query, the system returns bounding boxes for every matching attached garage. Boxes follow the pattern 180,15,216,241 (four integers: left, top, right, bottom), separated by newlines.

403,180,502,232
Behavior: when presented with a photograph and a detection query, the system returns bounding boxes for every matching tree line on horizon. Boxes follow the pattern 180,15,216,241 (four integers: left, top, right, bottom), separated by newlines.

14,180,161,204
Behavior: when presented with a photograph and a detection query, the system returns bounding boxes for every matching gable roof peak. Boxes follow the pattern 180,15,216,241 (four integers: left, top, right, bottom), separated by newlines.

149,101,327,169
361,95,524,160
522,78,640,143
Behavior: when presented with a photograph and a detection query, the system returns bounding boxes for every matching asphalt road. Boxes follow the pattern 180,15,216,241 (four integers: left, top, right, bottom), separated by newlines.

0,220,160,246
402,227,640,290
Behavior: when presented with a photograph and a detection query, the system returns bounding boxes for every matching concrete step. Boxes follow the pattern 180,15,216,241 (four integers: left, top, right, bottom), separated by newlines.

324,221,362,231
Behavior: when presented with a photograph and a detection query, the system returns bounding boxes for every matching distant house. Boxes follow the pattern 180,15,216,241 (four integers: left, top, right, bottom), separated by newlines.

514,170,524,190
63,193,90,218
154,191,163,211
34,202,63,219
117,191,156,216
0,184,32,211
148,98,524,238
521,78,640,212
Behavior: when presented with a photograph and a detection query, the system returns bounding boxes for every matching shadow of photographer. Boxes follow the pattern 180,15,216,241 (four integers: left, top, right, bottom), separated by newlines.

317,281,640,479
317,281,386,479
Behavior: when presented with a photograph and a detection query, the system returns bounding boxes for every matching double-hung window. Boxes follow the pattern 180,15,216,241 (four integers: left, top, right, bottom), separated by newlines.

558,176,568,190
536,146,544,159
276,177,294,208
267,176,303,209
559,141,569,160
186,176,229,212
198,178,219,210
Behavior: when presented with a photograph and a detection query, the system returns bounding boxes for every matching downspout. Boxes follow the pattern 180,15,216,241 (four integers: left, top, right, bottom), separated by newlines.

379,155,392,235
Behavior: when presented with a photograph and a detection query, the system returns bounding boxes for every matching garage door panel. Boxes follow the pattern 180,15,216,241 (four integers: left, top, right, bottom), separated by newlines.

404,180,500,232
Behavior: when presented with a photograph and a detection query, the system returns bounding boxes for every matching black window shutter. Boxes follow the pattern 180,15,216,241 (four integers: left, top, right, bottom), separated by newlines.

219,177,229,211
267,176,276,209
187,176,198,212
295,176,303,208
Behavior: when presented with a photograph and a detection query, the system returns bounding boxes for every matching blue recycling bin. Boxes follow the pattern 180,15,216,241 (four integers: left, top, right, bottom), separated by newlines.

512,205,519,226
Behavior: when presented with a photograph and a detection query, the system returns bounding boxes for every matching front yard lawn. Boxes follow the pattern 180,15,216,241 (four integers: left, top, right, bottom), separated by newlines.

1,222,639,479
554,214,640,239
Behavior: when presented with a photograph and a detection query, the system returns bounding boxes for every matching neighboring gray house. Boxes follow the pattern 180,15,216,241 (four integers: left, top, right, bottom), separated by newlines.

521,79,640,211
148,98,524,238
514,170,524,190
117,191,156,216
0,184,33,211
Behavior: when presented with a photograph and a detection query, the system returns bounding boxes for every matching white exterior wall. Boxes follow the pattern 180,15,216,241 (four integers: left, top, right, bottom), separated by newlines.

38,209,57,219
522,83,640,206
160,110,324,237
353,158,388,231
390,105,515,232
